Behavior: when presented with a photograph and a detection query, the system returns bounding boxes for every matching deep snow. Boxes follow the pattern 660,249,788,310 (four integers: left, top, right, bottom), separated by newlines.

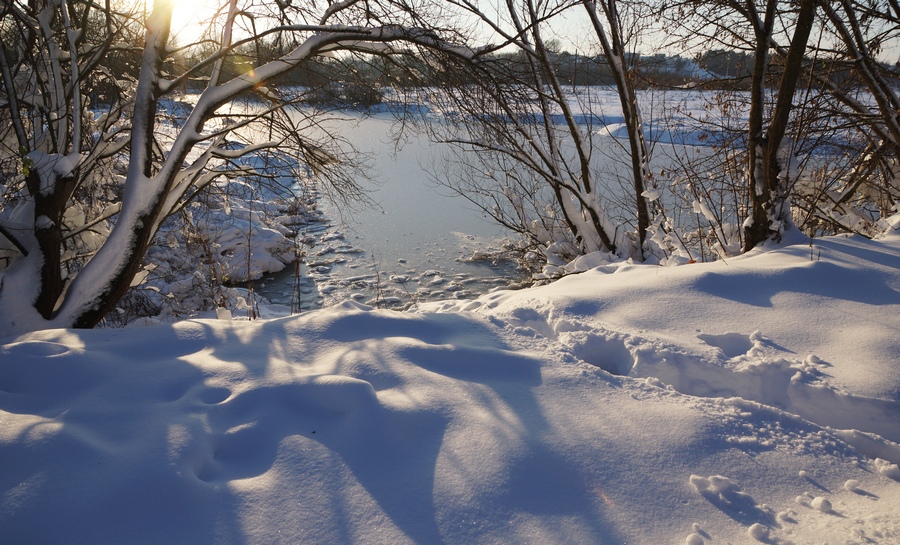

1,232,899,544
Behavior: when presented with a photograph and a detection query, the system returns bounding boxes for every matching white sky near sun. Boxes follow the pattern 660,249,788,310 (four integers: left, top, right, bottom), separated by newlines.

169,0,226,46
160,0,900,62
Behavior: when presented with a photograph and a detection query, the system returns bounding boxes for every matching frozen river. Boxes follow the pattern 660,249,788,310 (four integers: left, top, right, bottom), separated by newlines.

252,90,723,310
256,112,527,310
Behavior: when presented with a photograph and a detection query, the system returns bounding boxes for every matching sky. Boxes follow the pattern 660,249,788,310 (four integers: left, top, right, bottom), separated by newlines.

162,0,900,64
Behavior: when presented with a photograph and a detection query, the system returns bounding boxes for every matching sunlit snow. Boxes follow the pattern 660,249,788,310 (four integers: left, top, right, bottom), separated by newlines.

1,231,898,543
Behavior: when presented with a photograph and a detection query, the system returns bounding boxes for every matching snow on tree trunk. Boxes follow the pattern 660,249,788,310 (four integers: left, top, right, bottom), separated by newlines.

0,0,477,335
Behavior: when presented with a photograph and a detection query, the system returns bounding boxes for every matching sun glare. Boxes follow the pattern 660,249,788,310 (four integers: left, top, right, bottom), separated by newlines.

169,0,228,46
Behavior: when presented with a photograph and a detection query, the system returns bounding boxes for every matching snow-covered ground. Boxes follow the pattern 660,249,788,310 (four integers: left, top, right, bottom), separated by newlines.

2,230,898,544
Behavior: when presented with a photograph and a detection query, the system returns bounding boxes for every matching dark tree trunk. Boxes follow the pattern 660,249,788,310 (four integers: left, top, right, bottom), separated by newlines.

743,0,818,251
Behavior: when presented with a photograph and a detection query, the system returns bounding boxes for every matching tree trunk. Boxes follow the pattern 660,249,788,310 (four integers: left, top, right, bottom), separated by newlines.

743,0,818,251
584,0,651,254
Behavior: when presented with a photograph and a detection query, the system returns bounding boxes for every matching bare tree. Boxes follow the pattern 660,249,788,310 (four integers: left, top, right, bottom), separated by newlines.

660,0,819,250
663,0,900,245
0,0,472,335
742,0,818,251
582,0,654,253
429,0,657,267
793,0,900,233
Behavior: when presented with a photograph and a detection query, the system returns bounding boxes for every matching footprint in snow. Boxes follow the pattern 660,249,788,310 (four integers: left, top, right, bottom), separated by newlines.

697,332,755,359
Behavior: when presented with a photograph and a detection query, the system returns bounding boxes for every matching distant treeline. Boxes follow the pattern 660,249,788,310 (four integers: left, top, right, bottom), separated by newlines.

83,35,895,107
261,48,895,99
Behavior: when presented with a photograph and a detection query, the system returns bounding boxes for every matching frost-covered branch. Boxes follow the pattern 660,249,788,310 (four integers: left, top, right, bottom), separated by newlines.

0,0,484,333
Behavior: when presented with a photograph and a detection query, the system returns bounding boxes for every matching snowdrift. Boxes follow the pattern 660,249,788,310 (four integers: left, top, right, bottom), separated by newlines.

1,234,898,544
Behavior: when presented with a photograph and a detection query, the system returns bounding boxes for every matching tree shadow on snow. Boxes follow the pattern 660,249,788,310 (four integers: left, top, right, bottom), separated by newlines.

280,308,628,543
0,325,249,545
0,308,630,544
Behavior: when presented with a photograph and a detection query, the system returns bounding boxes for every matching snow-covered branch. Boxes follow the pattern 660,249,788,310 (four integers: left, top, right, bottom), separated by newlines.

0,0,488,333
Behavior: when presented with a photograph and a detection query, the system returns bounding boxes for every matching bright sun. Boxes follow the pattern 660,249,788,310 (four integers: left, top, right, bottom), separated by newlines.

169,0,229,47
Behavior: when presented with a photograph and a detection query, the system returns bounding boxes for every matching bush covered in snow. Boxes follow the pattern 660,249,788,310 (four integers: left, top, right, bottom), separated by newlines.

112,153,321,325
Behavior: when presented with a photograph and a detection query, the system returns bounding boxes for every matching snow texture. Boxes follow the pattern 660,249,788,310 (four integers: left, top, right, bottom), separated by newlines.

1,233,899,544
